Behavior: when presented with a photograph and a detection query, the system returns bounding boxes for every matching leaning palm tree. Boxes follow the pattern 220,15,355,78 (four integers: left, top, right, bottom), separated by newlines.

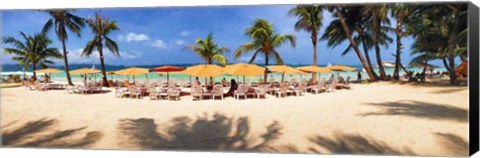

324,6,377,81
234,19,296,82
3,32,62,79
82,12,120,87
186,33,229,83
288,5,324,84
42,10,85,85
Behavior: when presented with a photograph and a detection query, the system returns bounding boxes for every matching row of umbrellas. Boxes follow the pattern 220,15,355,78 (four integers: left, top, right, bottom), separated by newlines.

35,64,357,85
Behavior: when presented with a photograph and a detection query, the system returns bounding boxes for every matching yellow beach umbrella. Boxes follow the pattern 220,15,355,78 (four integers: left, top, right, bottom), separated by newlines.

225,63,265,76
225,63,265,83
70,68,101,84
70,67,101,75
114,67,150,82
181,64,225,77
267,65,305,74
267,65,307,83
297,65,331,73
327,64,356,71
35,68,63,74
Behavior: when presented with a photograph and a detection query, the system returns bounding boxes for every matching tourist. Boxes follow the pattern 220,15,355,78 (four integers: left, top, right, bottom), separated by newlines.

226,79,238,96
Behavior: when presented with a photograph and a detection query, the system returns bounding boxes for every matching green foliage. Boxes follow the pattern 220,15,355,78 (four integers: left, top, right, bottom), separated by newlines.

3,32,62,78
234,19,296,65
186,33,229,65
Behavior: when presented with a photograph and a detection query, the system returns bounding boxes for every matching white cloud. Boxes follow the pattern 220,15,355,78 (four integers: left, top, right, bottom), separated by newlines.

180,30,190,36
118,32,150,42
174,39,185,45
150,40,169,49
62,48,142,64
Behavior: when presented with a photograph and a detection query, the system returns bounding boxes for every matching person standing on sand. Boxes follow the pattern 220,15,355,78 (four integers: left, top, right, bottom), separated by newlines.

357,71,362,81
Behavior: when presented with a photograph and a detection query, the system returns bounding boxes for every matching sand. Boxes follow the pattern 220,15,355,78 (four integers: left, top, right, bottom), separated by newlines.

0,81,469,156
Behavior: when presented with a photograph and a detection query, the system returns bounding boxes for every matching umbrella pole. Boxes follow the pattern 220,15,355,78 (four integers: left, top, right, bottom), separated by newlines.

167,72,169,86
145,74,149,82
189,75,192,83
243,76,245,84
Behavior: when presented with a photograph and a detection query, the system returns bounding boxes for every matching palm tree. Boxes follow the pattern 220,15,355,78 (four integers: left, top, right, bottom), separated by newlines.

42,10,85,85
3,32,62,79
82,12,120,87
324,6,377,81
321,6,380,80
288,5,323,83
390,4,413,80
366,4,390,80
407,4,467,84
234,19,296,82
186,33,229,83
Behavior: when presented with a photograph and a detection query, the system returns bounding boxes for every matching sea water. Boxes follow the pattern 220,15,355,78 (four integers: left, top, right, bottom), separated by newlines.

1,64,447,83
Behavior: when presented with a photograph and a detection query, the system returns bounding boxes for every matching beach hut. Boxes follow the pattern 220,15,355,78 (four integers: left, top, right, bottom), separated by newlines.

149,66,185,86
267,65,306,83
225,63,265,83
114,67,150,82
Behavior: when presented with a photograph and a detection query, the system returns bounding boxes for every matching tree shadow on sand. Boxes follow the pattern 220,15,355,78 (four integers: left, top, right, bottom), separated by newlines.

434,132,468,156
308,132,415,156
1,118,102,148
117,113,285,152
358,100,467,123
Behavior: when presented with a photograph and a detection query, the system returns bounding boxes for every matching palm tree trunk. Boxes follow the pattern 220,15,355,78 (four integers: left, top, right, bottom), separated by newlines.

61,38,73,85
264,52,269,83
335,6,377,81
356,27,378,80
447,11,461,85
393,19,403,80
32,63,37,80
372,6,387,80
98,44,109,87
442,57,450,73
311,31,318,84
421,55,428,82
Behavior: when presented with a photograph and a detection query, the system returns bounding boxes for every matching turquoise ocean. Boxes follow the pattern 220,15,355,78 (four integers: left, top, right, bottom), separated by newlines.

1,64,447,83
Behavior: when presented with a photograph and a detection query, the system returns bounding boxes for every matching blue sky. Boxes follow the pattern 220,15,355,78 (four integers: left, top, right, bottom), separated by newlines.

1,5,434,67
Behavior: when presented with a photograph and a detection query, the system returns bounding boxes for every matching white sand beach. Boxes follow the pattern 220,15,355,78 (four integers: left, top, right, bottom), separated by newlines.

0,81,469,156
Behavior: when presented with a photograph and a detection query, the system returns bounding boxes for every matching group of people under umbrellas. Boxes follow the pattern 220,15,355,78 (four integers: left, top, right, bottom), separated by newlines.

33,64,358,97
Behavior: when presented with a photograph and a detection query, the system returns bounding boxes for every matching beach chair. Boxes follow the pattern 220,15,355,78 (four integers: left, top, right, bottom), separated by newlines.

33,81,47,91
311,81,326,94
115,87,127,98
191,85,203,101
148,86,159,100
234,85,247,100
341,77,352,89
167,88,181,101
157,87,168,100
128,86,141,99
65,85,77,94
275,85,289,98
255,86,267,99
292,82,307,96
327,81,337,92
212,85,224,100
